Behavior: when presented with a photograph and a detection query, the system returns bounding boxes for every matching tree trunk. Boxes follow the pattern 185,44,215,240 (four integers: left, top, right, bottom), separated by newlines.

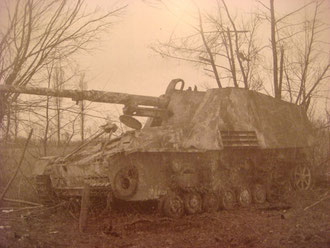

80,100,85,143
270,0,279,99
5,106,11,143
278,46,284,100
56,97,61,147
198,9,222,88
13,101,18,142
227,28,238,87
43,94,50,156
79,74,86,143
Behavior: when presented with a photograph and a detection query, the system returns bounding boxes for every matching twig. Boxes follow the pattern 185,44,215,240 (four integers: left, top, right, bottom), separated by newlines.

2,197,42,206
27,202,66,215
126,218,153,226
63,129,109,161
0,205,43,216
0,129,33,202
68,210,79,221
304,192,329,211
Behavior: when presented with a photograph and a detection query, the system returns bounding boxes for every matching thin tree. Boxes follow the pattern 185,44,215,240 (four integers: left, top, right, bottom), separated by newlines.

42,63,54,155
78,73,87,143
197,9,222,88
258,0,329,109
151,0,258,89
53,66,64,147
293,1,329,110
0,0,127,136
269,0,280,98
221,0,250,89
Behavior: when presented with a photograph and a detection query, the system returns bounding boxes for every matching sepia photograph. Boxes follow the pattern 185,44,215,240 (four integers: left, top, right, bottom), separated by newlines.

0,0,329,247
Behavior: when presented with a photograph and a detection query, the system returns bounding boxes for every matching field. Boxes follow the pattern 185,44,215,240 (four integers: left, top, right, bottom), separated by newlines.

0,145,329,248
0,187,329,247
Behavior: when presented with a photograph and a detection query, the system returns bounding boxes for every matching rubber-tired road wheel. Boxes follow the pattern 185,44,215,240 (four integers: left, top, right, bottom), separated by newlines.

163,193,184,218
183,192,202,215
252,184,266,204
220,189,236,210
237,187,252,207
113,165,138,198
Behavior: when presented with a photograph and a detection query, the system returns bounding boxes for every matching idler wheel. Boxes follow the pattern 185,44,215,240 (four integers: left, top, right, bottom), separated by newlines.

252,184,266,204
162,193,184,218
113,166,138,198
202,193,219,213
220,189,236,210
292,165,312,190
237,187,252,207
183,192,202,215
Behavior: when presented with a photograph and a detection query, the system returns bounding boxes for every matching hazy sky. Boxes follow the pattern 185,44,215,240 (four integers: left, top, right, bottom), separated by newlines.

2,0,328,136
81,0,208,96
79,0,329,98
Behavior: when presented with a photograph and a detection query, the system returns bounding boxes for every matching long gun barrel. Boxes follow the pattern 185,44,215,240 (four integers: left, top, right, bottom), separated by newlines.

0,79,185,118
0,84,170,118
0,85,166,107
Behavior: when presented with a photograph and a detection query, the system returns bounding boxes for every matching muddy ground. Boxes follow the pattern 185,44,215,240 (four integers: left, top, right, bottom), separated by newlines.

0,188,329,248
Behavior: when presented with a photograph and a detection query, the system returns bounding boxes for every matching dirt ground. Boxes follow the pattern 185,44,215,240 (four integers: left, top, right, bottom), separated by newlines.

0,187,329,248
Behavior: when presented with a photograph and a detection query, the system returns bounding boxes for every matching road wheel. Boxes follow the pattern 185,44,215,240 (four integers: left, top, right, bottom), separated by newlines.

237,187,252,207
183,192,202,215
113,165,138,198
252,184,266,204
220,189,236,210
163,193,184,218
202,193,219,213
292,165,312,190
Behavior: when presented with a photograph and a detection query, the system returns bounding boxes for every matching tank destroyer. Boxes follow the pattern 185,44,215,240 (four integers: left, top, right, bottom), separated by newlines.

0,79,314,217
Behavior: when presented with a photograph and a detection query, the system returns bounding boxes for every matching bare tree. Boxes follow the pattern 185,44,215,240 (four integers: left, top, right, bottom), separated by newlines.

258,0,329,106
78,73,87,143
197,8,222,88
151,0,260,89
153,0,328,112
42,63,54,155
53,66,64,147
290,2,326,110
291,1,330,110
269,0,280,98
151,13,225,87
222,0,247,88
0,0,126,135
